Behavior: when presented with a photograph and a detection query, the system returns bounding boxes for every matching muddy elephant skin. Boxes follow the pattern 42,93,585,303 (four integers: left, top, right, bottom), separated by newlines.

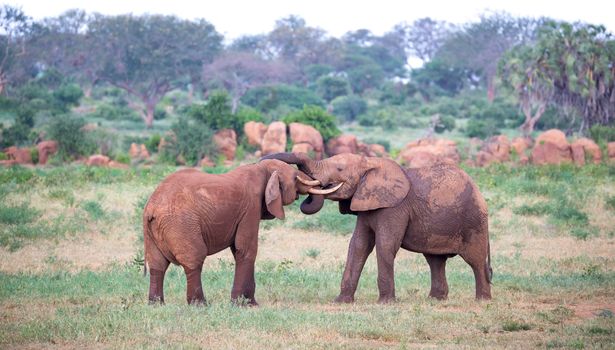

143,159,320,305
262,152,492,302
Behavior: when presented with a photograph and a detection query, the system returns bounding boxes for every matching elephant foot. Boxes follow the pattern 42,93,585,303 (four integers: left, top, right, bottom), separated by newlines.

334,295,355,304
377,296,396,304
428,292,448,300
148,296,165,305
232,297,259,307
188,298,208,306
475,293,492,301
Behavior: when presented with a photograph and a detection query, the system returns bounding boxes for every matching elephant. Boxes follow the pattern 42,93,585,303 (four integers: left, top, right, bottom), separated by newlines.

142,159,323,305
262,152,492,302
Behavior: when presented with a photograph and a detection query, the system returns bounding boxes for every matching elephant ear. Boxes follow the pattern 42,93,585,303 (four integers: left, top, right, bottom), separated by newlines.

265,170,285,220
350,158,410,212
338,199,357,215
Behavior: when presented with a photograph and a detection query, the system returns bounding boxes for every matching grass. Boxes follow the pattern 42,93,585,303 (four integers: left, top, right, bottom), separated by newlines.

0,163,614,348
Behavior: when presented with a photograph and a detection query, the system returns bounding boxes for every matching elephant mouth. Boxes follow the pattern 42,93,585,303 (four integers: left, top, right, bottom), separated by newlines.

307,182,344,195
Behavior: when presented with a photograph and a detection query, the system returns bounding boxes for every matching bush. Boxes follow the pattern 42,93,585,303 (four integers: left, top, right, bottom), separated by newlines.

434,115,456,134
47,115,95,160
145,134,162,153
241,84,325,113
282,105,341,141
331,95,368,122
316,75,349,102
154,106,168,120
589,125,615,144
161,118,214,166
89,104,140,122
188,91,256,135
465,119,500,139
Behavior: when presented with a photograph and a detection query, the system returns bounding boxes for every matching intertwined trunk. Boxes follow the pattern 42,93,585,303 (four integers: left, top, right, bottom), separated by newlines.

520,99,546,137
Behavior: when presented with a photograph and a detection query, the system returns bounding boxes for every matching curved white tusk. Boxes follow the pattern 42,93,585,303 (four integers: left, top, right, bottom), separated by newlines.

308,182,344,195
296,175,321,186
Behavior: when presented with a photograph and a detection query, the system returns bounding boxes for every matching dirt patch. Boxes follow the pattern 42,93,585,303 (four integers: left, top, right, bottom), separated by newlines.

569,302,615,321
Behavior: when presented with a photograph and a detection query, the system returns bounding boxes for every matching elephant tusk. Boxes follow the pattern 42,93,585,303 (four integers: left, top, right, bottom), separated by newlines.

308,182,344,195
296,175,321,186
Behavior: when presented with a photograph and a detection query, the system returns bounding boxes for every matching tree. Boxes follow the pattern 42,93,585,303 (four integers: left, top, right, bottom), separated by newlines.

499,21,615,134
88,14,223,127
395,18,454,63
0,5,31,94
316,75,349,102
437,12,545,101
203,51,294,113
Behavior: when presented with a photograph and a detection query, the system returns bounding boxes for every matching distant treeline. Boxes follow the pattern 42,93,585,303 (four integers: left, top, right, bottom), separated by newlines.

0,5,614,135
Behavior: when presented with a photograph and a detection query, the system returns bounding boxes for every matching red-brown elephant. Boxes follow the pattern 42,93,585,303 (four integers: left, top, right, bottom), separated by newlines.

143,159,322,305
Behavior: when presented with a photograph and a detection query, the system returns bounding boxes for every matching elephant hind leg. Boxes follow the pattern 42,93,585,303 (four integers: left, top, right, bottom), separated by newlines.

424,254,449,300
184,265,206,305
460,251,491,300
145,231,170,304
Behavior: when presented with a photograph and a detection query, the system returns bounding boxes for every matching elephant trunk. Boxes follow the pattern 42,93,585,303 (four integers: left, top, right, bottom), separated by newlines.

260,152,316,176
300,194,325,215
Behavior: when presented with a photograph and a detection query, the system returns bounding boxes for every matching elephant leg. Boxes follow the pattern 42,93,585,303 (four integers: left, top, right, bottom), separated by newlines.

145,232,170,304
374,223,405,304
184,264,206,305
424,254,449,300
460,249,491,300
335,217,375,303
230,245,258,306
230,218,259,306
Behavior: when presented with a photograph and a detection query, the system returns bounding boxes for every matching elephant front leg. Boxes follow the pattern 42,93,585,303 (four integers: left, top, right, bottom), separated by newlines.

230,221,259,306
335,218,375,303
374,226,404,304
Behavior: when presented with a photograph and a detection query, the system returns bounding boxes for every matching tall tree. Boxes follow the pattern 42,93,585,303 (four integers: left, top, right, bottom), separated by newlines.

500,21,615,134
395,18,454,63
0,5,31,94
88,14,223,127
203,51,294,113
438,12,544,101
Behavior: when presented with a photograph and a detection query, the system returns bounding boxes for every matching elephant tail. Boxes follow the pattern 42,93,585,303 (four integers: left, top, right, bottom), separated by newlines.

142,213,155,277
486,240,493,284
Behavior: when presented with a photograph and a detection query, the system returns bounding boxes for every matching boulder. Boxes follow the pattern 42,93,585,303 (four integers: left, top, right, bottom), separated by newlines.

291,143,316,156
326,134,358,156
36,141,59,165
571,138,601,164
108,160,129,169
369,143,387,157
261,122,287,155
570,144,586,166
531,129,572,165
213,128,237,161
475,135,510,167
244,121,268,147
399,138,459,167
511,137,533,164
199,156,215,168
139,144,150,159
86,155,110,167
608,142,615,162
129,143,140,158
289,123,324,159
4,146,32,164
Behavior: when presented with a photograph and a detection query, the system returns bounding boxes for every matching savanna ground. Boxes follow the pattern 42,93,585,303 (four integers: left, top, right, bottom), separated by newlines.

1,163,614,349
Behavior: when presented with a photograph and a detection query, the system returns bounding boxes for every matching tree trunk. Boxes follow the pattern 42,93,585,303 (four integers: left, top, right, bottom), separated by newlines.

486,76,496,102
520,102,545,137
144,101,156,128
231,94,240,114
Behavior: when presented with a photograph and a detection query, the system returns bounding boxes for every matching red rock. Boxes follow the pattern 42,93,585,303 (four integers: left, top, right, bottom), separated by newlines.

511,137,532,164
261,122,287,155
531,129,572,165
291,143,316,156
244,121,268,147
86,155,110,167
608,142,615,161
571,138,601,164
108,160,129,169
213,128,237,161
289,123,324,159
326,134,358,156
139,144,150,159
4,146,32,164
199,157,215,168
571,144,585,166
399,138,459,167
36,140,59,165
129,143,140,158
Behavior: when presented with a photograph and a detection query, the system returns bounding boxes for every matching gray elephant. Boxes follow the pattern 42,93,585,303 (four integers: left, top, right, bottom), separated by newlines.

263,152,492,302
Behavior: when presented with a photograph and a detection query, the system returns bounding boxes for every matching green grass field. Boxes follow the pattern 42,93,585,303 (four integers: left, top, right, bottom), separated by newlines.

1,163,614,348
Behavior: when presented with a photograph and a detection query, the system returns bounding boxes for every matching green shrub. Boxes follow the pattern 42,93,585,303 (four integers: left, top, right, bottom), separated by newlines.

513,203,551,216
48,115,95,160
502,320,532,332
81,200,105,221
465,119,500,139
241,84,325,113
145,134,161,154
434,115,456,134
282,105,341,141
187,91,254,135
29,147,39,164
0,203,40,225
316,75,349,102
606,195,615,211
114,152,131,164
331,95,367,122
588,125,615,143
0,152,6,161
161,118,214,166
89,104,140,122
154,106,168,120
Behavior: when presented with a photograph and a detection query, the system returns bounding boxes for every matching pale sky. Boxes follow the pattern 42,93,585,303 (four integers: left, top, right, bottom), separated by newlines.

7,0,615,40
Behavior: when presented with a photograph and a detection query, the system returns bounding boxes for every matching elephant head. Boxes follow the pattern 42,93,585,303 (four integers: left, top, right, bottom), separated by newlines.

261,153,410,214
259,159,325,218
